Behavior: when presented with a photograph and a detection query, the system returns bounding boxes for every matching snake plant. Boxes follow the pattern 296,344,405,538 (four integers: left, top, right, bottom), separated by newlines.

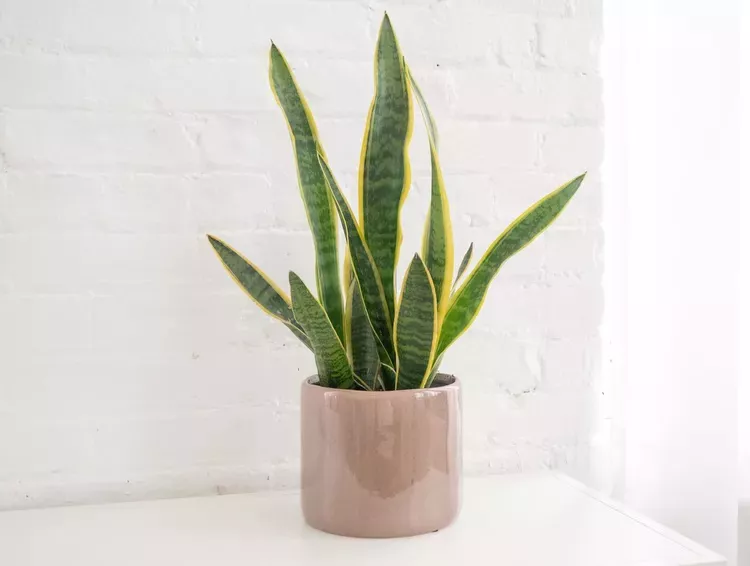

208,14,585,391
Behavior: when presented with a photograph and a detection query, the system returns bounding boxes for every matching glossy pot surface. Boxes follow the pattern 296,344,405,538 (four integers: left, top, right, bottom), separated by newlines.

300,375,461,538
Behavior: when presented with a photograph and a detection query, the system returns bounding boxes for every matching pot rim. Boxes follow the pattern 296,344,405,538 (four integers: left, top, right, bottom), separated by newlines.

302,373,459,396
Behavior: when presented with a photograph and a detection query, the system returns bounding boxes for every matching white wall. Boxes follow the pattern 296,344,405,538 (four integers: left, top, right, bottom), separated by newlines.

605,0,741,561
0,0,603,509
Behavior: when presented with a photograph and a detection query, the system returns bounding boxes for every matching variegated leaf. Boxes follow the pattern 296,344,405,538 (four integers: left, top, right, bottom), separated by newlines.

318,154,396,367
359,14,413,321
437,174,585,355
208,235,311,350
269,44,345,342
395,254,438,390
290,272,354,389
408,66,454,319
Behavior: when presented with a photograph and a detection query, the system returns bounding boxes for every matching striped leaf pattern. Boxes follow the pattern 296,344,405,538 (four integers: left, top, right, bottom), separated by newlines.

437,174,586,355
208,235,311,350
346,281,380,390
318,154,396,366
359,14,413,321
408,67,454,319
269,44,344,342
208,14,586,390
289,272,354,389
395,255,438,390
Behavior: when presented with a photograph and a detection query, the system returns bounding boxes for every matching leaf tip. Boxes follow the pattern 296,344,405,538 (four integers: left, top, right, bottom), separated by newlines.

380,12,395,34
206,234,221,249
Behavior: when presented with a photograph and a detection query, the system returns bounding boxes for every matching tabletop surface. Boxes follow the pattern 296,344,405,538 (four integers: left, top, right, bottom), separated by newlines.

0,472,725,566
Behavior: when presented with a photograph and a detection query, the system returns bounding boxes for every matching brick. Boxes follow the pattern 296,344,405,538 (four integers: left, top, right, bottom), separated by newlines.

1,173,189,234
541,334,602,388
2,110,202,172
445,329,542,395
91,291,306,359
539,124,603,173
0,54,277,113
200,111,290,172
536,70,603,123
544,226,603,275
530,278,604,338
568,0,603,20
0,0,196,55
446,67,602,124
194,0,371,57
289,59,373,119
187,172,310,233
378,6,537,68
151,58,274,112
0,296,92,359
441,121,539,173
538,18,601,72
0,232,308,297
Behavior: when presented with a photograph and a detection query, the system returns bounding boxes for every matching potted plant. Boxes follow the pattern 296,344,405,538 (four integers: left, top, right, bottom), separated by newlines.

208,14,585,538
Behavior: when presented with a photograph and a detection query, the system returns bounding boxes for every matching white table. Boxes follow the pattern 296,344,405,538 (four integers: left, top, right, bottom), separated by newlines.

0,473,725,566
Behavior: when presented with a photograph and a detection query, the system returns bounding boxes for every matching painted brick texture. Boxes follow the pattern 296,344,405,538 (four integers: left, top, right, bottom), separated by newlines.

0,0,603,509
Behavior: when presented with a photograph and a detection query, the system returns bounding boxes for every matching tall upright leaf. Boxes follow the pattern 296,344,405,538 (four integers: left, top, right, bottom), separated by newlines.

345,281,380,390
437,174,586,355
289,272,354,389
318,154,396,366
208,235,311,350
394,255,438,390
408,67,453,319
269,44,344,342
359,14,413,321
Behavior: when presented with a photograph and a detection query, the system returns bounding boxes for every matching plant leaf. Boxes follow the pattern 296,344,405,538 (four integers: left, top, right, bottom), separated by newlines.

424,353,444,389
346,280,380,390
289,272,355,389
452,243,473,291
208,235,311,350
359,14,413,321
318,154,396,367
269,43,345,343
394,254,438,390
408,66,453,320
437,173,586,355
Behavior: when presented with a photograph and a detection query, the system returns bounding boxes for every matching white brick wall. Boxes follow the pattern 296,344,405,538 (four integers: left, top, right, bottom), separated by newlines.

0,0,603,509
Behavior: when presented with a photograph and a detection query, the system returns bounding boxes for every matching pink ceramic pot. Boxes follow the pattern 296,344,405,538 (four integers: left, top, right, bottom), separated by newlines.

300,374,461,538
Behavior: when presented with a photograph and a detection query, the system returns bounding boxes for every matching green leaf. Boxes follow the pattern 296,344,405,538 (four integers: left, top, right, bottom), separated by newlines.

380,362,397,391
289,272,355,389
269,43,344,343
424,353,444,389
437,173,586,355
408,66,454,319
318,154,396,367
359,14,413,321
345,280,380,390
208,235,311,350
453,243,473,291
394,254,438,390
